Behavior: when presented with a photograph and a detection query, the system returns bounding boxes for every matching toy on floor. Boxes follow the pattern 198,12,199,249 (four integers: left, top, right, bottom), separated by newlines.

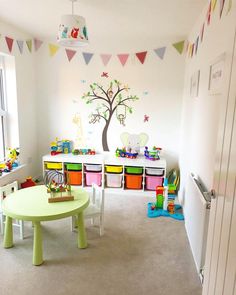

144,146,162,160
21,177,36,189
148,178,184,220
50,138,72,155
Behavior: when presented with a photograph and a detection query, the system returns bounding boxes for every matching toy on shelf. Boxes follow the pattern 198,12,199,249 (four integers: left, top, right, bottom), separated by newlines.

115,147,138,159
21,177,36,189
144,146,162,160
44,170,74,203
50,138,72,155
72,148,96,155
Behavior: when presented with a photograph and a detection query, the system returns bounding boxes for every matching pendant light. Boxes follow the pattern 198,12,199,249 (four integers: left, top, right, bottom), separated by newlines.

57,0,88,47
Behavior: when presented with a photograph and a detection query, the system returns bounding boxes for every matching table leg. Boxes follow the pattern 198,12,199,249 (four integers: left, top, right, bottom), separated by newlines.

33,221,43,266
4,216,13,248
77,211,87,249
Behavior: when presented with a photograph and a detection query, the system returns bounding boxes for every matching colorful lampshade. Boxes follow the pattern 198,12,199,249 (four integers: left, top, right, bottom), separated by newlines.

57,14,88,47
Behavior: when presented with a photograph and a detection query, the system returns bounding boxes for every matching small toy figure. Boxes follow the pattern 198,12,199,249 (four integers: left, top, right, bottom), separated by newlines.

167,201,175,214
144,146,162,160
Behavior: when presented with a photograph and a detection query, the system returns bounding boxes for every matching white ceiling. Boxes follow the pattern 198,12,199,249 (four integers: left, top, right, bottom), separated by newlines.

0,0,206,50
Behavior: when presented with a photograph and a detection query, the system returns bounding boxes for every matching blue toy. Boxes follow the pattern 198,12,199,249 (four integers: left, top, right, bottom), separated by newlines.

147,202,184,220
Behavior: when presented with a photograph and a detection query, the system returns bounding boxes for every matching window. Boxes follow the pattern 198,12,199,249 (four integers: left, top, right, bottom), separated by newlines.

0,57,7,162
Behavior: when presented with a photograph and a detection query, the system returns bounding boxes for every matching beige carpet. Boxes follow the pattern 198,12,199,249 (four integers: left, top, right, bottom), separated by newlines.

0,193,201,295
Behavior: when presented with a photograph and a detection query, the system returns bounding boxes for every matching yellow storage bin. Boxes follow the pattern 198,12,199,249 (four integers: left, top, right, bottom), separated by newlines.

45,162,62,170
105,165,123,173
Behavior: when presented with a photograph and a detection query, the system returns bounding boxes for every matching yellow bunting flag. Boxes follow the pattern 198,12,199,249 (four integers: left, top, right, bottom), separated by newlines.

227,0,232,14
211,0,217,11
26,40,32,52
49,44,59,57
172,40,185,54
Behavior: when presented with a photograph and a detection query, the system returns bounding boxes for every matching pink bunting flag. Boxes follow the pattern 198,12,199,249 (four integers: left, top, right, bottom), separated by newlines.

117,54,129,66
136,51,147,64
5,36,14,53
220,0,225,18
100,54,112,66
65,49,77,62
34,39,43,51
207,2,211,25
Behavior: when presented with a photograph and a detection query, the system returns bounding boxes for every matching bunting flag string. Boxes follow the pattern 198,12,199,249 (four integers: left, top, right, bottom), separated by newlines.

48,43,59,57
26,40,32,52
5,36,14,53
136,51,147,64
16,40,24,54
82,52,94,65
65,49,76,62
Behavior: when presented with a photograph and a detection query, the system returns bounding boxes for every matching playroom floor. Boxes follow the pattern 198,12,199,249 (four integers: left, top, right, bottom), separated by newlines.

0,192,201,295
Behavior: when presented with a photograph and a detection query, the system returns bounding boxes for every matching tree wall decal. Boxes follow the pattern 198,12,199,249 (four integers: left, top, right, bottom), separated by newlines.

82,80,139,151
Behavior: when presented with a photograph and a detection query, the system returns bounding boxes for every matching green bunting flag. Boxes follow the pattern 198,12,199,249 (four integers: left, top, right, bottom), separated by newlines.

172,40,185,54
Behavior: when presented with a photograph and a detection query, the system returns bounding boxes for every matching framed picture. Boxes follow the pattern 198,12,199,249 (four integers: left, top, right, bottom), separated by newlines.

190,70,200,98
208,53,226,95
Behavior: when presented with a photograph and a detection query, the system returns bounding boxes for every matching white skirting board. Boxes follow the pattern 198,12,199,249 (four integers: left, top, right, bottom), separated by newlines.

184,173,211,281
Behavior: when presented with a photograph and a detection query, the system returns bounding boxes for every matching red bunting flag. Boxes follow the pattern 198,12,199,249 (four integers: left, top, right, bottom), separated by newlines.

136,51,147,64
117,54,129,66
5,36,14,53
65,49,77,62
207,2,211,25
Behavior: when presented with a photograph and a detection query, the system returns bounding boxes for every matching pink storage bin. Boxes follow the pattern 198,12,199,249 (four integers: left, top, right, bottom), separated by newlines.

85,172,102,186
146,176,163,190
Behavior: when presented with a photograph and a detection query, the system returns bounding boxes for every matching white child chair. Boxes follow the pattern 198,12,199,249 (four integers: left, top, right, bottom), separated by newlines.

0,181,24,239
71,184,105,236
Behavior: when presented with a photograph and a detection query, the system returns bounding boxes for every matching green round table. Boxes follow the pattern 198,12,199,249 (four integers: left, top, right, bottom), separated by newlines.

2,185,89,266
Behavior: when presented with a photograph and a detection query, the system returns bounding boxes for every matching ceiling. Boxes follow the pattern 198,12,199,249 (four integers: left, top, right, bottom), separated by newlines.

0,0,206,50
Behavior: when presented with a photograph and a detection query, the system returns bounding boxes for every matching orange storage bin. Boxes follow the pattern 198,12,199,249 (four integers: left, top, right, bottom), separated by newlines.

66,171,82,185
125,174,143,189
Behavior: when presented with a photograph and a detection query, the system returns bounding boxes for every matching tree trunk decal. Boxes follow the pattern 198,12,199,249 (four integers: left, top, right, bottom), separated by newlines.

82,80,139,151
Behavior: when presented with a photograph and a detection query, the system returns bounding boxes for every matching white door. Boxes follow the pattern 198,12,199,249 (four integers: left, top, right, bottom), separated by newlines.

202,30,236,295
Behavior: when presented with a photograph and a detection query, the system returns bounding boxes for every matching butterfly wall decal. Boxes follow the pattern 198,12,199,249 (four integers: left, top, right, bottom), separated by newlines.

101,72,109,78
144,115,149,122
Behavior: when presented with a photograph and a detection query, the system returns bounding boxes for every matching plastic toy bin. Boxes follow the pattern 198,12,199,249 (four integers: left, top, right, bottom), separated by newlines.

125,166,143,174
145,176,163,190
125,174,143,189
65,163,82,171
105,165,123,173
45,162,62,170
105,173,123,188
85,172,102,186
84,164,102,172
66,171,82,185
145,168,164,176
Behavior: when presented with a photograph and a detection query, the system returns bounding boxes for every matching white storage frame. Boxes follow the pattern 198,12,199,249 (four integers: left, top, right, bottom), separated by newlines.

42,153,166,193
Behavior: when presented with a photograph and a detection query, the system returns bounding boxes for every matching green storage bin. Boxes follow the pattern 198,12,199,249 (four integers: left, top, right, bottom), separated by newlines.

125,166,143,174
65,163,82,171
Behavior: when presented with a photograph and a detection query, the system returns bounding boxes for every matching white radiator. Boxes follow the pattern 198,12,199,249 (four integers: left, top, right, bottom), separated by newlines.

184,173,211,280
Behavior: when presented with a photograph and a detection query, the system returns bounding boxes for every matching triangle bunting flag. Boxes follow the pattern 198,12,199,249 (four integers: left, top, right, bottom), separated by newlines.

195,37,199,55
34,39,43,51
200,23,205,42
154,47,166,60
49,44,59,57
117,54,129,66
220,0,225,18
211,0,217,11
5,36,14,53
100,54,112,66
207,2,211,25
227,0,232,14
65,49,77,62
82,52,94,65
26,40,32,52
172,41,185,54
16,40,24,54
136,51,147,64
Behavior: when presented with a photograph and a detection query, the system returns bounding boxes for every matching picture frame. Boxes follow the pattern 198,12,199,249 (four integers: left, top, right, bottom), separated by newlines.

208,53,226,95
190,70,200,98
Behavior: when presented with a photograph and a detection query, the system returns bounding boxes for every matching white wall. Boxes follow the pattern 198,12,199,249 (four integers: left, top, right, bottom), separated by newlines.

179,2,236,204
35,39,185,172
0,20,38,185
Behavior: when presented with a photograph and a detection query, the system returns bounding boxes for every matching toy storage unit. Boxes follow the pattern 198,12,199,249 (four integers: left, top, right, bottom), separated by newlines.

42,154,166,192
